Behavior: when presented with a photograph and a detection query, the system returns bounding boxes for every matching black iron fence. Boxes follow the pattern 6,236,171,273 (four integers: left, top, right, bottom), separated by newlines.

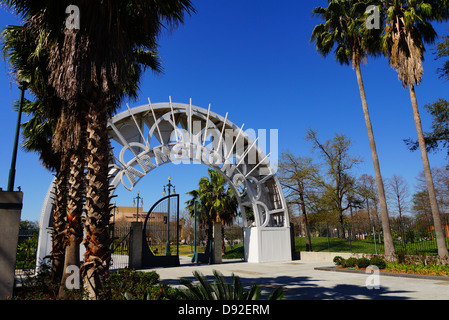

294,215,449,255
110,225,132,270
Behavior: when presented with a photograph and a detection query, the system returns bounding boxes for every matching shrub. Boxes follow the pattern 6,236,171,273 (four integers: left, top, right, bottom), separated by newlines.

356,258,370,269
105,268,164,300
369,256,386,269
333,256,345,266
342,257,357,268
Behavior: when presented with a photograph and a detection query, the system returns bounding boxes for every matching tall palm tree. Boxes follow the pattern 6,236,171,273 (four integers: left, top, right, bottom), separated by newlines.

1,1,185,299
1,21,72,285
186,169,239,254
381,0,449,258
17,99,69,284
3,21,99,299
311,0,396,259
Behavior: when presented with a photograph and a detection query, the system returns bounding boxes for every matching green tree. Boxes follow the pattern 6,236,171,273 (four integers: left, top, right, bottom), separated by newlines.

411,190,432,221
186,169,239,254
405,99,449,158
311,0,396,259
434,30,449,80
381,0,449,258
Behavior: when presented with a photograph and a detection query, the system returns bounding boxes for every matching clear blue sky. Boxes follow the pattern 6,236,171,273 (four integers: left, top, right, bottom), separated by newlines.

0,0,448,222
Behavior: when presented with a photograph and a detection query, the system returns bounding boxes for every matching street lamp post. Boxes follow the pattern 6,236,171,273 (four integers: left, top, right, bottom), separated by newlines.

7,82,27,192
162,176,176,256
133,190,143,222
110,201,118,250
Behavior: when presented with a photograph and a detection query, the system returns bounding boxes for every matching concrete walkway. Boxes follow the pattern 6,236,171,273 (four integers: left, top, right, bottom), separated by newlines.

143,256,449,300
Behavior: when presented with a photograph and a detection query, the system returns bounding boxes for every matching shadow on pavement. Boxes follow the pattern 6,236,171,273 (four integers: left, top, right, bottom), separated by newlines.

160,271,413,300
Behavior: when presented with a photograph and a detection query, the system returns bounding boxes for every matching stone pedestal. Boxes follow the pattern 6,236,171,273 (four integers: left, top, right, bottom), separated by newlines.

129,222,143,270
0,191,23,300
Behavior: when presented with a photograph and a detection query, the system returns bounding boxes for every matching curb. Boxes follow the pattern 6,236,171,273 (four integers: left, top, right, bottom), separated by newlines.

314,266,449,281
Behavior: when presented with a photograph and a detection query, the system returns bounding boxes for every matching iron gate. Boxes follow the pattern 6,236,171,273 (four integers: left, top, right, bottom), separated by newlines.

110,226,132,270
141,194,180,268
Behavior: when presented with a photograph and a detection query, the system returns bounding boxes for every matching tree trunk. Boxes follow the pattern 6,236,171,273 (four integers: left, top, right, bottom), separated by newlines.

58,151,84,299
355,63,396,260
409,84,449,259
81,104,113,300
338,208,346,239
298,193,312,251
50,162,68,284
221,225,226,255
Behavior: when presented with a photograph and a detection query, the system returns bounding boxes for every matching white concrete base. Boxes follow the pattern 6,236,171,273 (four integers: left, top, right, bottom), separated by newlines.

243,227,292,263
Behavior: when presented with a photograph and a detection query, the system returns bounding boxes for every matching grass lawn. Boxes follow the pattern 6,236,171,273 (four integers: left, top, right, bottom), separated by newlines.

294,236,445,255
222,244,244,259
145,236,445,260
294,237,383,254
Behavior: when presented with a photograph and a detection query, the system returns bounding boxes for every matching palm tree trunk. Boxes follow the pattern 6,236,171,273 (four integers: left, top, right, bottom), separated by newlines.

58,151,84,299
409,84,449,258
355,63,396,260
81,103,112,300
50,162,68,284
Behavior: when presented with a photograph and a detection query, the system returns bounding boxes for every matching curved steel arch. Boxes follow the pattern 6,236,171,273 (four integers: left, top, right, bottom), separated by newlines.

37,99,291,265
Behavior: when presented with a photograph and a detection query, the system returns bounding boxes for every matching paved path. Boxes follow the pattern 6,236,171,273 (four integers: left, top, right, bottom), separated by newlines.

142,256,449,300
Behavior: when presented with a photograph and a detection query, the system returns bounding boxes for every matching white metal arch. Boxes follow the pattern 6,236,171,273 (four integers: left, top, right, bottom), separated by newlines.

37,99,292,265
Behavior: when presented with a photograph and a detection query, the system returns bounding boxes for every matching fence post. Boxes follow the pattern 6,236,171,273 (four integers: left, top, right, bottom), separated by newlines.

373,226,378,255
129,222,143,270
348,223,352,254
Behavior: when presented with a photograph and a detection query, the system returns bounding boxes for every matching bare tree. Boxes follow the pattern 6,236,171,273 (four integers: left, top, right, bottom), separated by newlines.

386,174,410,247
386,174,410,218
358,174,378,234
306,129,362,238
278,151,319,251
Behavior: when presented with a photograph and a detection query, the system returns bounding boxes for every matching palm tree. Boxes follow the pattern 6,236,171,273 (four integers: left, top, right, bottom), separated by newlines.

1,1,189,299
1,21,72,285
186,169,239,254
311,0,396,260
18,99,69,285
381,0,449,258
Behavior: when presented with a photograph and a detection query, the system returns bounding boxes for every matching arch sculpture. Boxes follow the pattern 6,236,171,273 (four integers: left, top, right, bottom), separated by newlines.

37,99,292,265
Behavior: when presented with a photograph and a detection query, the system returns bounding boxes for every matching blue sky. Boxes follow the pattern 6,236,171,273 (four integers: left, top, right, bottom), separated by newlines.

0,0,448,222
